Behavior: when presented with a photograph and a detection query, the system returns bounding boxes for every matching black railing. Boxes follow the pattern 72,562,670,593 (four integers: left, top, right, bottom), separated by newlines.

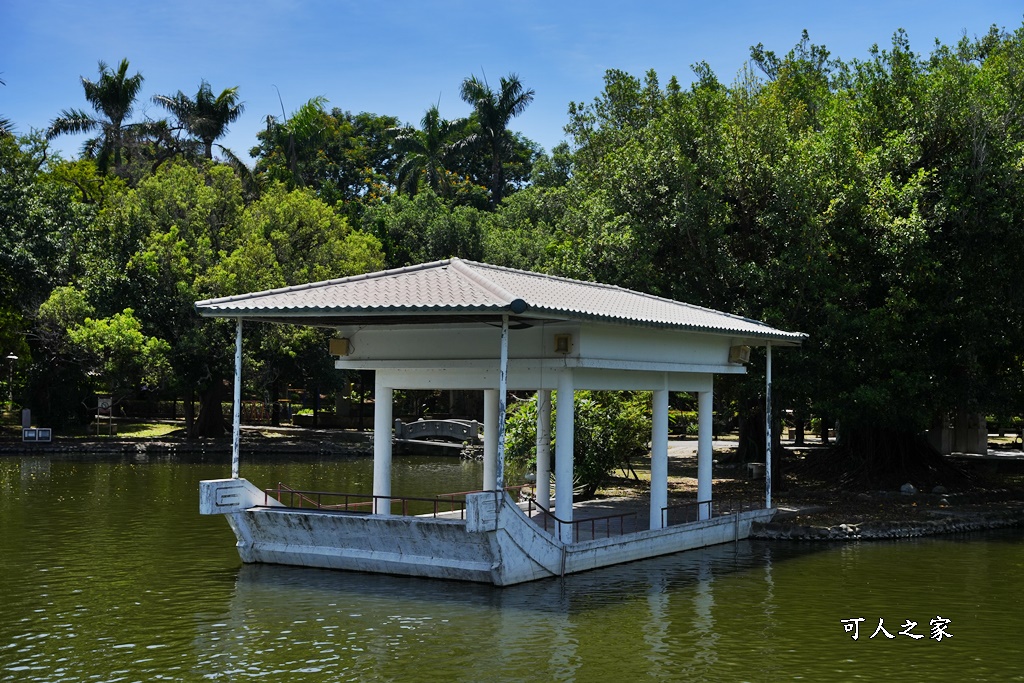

661,498,762,528
264,482,528,519
524,498,638,541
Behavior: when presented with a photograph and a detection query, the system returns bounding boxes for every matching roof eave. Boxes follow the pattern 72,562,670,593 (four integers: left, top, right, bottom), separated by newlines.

194,302,806,344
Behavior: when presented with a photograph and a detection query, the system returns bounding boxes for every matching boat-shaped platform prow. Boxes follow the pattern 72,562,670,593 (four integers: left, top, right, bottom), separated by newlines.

200,478,284,514
200,479,774,585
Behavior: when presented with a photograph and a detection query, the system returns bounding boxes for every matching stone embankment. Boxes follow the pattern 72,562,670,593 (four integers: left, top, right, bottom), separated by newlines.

0,435,372,457
753,490,1024,541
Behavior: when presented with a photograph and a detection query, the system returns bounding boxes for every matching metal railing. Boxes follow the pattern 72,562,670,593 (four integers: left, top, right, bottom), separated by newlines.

524,498,638,541
661,498,762,528
263,482,528,520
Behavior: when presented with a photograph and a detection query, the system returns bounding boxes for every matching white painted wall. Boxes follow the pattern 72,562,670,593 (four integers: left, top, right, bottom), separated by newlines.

361,366,721,392
579,323,735,367
335,321,578,362
335,320,749,371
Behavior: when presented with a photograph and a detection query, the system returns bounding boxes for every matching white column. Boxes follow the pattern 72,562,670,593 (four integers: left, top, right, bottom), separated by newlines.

483,389,498,491
650,388,669,530
535,389,552,509
697,387,713,521
231,318,243,479
765,342,773,509
496,315,510,491
372,374,393,514
555,371,575,543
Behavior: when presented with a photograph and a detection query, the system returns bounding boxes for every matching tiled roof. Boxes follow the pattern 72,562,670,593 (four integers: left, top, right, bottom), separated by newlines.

194,258,806,343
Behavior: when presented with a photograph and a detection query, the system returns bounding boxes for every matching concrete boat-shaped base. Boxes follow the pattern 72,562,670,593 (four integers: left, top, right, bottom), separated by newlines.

200,478,775,586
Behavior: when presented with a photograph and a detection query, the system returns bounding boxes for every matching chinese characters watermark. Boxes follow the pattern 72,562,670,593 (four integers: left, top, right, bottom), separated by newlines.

841,617,952,641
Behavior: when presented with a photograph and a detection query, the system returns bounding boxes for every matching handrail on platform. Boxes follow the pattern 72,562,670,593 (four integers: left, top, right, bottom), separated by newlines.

661,498,763,528
264,482,529,520
524,498,638,540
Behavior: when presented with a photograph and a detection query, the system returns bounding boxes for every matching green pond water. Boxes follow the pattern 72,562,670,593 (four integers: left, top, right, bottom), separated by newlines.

1,453,1022,682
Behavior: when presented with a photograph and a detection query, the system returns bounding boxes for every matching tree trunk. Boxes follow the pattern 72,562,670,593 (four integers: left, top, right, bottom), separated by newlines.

490,152,504,206
825,426,967,490
312,385,319,428
737,403,783,471
271,383,281,427
192,381,227,438
792,404,807,447
184,388,196,440
736,403,764,463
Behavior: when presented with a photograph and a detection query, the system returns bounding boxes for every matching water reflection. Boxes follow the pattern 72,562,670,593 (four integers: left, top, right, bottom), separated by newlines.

2,454,1022,681
229,539,787,614
19,456,50,483
218,541,807,680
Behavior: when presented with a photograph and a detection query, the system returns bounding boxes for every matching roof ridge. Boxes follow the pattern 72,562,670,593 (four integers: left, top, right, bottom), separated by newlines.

194,258,454,307
449,258,516,304
462,260,771,329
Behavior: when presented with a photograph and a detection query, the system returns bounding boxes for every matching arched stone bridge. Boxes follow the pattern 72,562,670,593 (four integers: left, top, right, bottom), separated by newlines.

393,419,482,445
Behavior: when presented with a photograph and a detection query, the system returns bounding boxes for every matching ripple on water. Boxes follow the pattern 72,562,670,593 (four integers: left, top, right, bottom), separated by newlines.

2,457,1022,681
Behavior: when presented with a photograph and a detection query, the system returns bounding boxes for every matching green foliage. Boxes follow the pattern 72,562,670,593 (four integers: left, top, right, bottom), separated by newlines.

231,183,381,287
669,410,700,436
459,73,536,206
46,58,146,174
14,31,1024,462
153,80,244,160
67,308,171,394
558,26,1024,455
37,286,94,332
251,100,400,216
390,105,470,198
0,137,95,313
25,159,380,436
361,188,483,267
480,185,566,271
505,391,652,498
29,287,96,425
530,142,574,188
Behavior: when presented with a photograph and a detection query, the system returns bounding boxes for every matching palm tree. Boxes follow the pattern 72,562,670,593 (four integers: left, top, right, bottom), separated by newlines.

153,81,244,159
0,74,12,137
391,105,467,196
459,73,534,206
253,96,330,188
47,59,144,172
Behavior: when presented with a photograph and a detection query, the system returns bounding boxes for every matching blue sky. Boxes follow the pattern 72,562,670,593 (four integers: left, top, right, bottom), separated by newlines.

3,1,1022,162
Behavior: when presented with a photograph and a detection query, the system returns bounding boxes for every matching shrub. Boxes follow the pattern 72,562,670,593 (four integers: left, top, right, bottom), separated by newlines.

505,390,652,498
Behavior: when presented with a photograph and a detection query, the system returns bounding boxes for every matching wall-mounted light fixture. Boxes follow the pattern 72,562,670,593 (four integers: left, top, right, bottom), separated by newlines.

729,345,751,364
554,334,572,354
329,337,351,357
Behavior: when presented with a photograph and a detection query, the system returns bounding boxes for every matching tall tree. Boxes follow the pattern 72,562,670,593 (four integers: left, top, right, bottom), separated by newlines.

251,99,400,217
46,59,145,173
153,80,244,159
361,188,484,267
211,183,385,417
391,105,467,197
96,162,245,437
459,73,535,206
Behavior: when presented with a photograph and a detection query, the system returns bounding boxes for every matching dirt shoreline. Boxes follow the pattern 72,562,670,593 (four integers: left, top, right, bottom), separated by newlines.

597,439,1024,542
